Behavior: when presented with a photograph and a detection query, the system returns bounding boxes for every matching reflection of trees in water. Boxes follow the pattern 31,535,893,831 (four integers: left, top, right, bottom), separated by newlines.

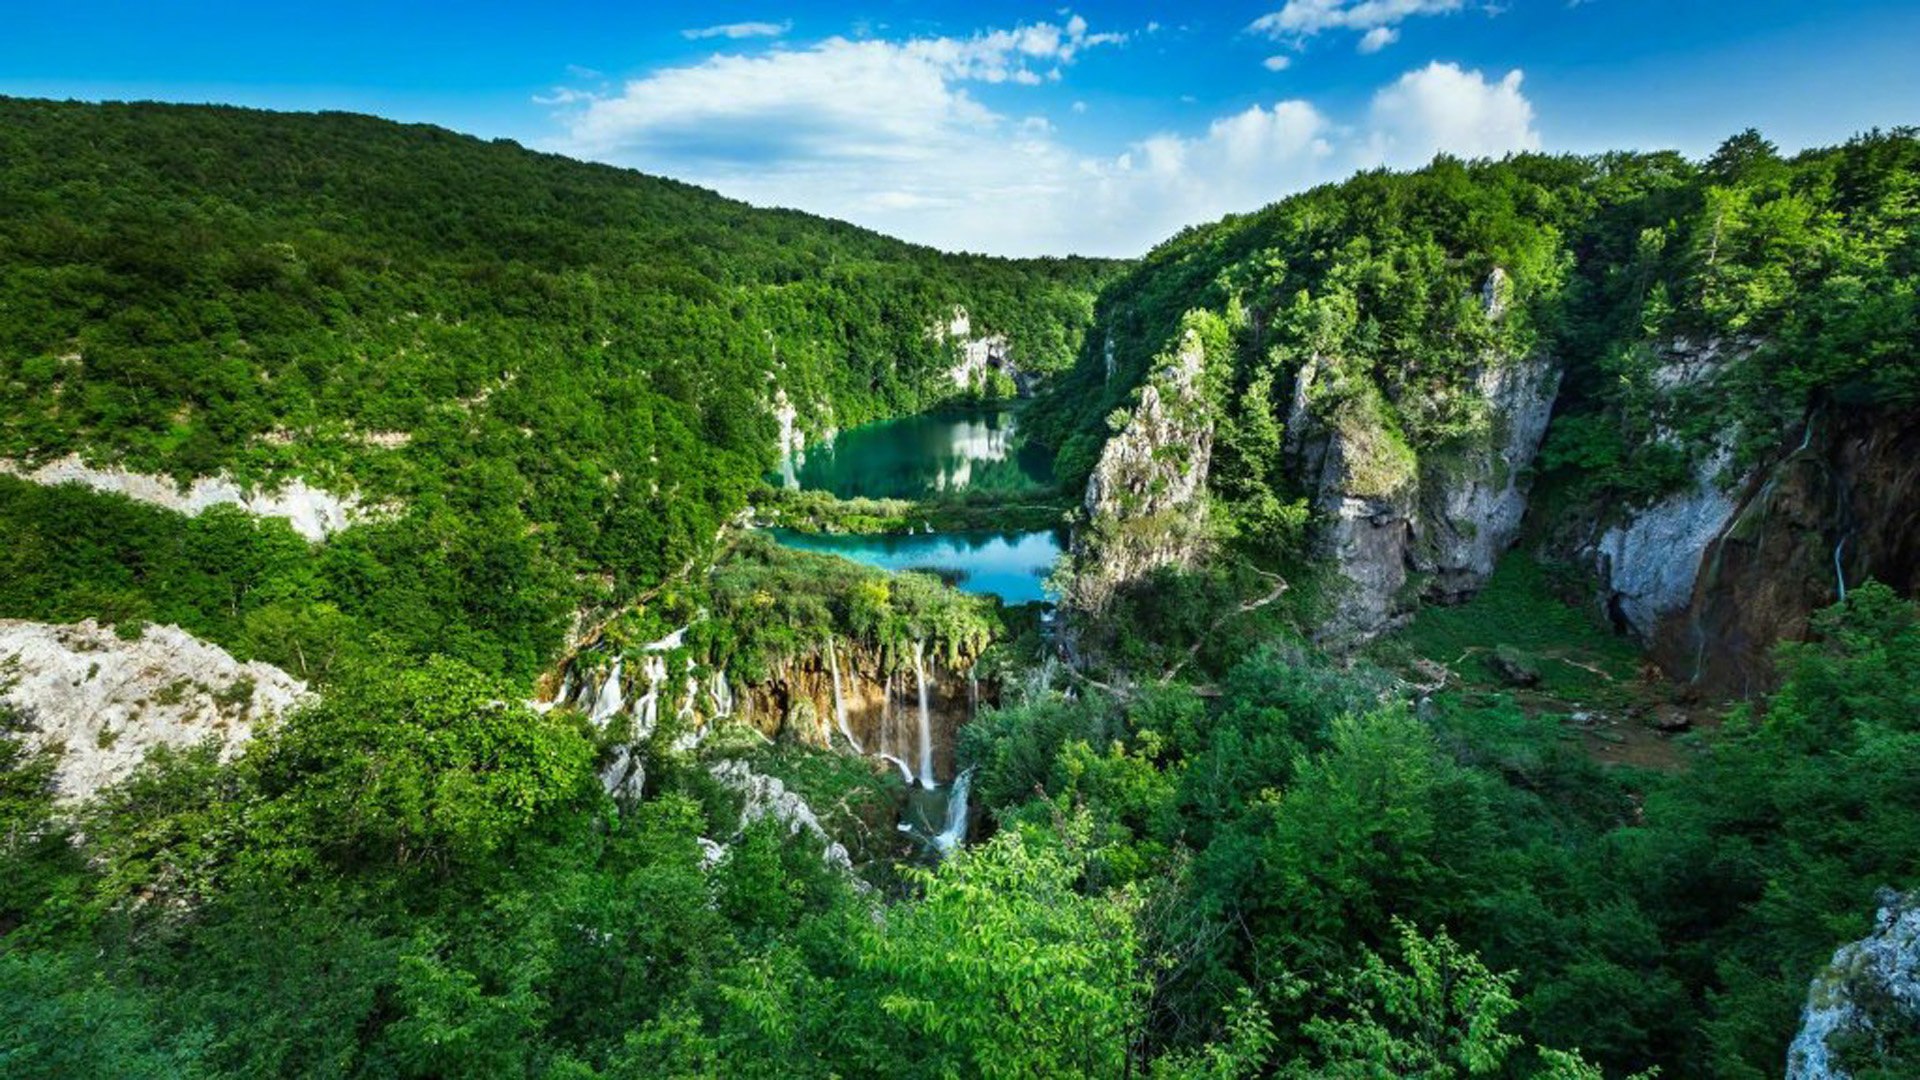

796,409,1051,499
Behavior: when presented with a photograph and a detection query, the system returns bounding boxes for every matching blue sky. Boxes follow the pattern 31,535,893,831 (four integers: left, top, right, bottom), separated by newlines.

5,1,1917,256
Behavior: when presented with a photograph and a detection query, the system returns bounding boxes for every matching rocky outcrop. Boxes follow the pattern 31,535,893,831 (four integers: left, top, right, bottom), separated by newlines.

1065,320,1214,617
1787,888,1920,1080
0,454,372,541
0,620,308,802
550,633,985,793
1573,333,1919,694
1646,405,1920,694
1584,338,1756,646
1589,440,1741,643
935,306,1028,397
1288,272,1560,643
709,759,855,875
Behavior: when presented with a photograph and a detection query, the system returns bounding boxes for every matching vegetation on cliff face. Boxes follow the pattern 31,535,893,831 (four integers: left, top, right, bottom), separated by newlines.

2,98,1917,1080
1029,129,1919,643
0,97,1110,680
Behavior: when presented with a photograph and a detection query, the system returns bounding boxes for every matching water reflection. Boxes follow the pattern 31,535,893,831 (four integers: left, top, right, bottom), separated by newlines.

766,528,1063,606
779,406,1053,499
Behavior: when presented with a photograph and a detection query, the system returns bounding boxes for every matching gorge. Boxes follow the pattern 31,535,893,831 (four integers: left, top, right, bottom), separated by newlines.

0,96,1915,1080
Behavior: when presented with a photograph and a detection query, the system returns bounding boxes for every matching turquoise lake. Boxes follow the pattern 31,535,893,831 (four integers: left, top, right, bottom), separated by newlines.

766,528,1062,606
770,406,1063,605
778,406,1054,499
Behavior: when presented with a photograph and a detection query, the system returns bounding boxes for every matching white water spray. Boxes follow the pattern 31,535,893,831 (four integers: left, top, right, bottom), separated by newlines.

879,753,915,785
588,657,624,726
827,637,861,752
932,767,974,858
913,639,933,790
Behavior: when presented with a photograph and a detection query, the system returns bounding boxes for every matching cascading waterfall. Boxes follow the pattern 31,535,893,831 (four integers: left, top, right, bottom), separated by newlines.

826,637,861,752
913,639,933,790
932,767,974,858
588,657,625,726
879,754,915,784
632,655,666,737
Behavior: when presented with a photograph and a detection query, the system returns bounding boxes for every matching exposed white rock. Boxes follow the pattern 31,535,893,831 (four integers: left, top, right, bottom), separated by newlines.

1788,889,1920,1080
0,620,308,803
1591,441,1738,640
1288,321,1561,643
1585,336,1758,641
933,305,1022,395
1067,323,1214,616
1411,355,1562,601
709,759,855,874
0,455,370,541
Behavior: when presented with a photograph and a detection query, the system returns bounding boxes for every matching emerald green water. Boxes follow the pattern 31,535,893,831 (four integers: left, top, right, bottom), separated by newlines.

770,406,1063,605
777,406,1053,499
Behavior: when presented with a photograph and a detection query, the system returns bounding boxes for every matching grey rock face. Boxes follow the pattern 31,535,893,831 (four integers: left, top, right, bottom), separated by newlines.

1288,322,1561,644
0,619,308,802
1584,336,1758,642
709,759,855,875
1788,889,1920,1080
1590,441,1739,640
1411,357,1562,603
1067,324,1214,616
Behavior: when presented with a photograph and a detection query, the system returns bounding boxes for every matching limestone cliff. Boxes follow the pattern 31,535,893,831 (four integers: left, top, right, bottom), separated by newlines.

1787,888,1920,1080
0,620,308,802
550,631,985,798
1645,405,1920,694
1065,318,1215,617
1287,272,1560,644
1583,337,1757,647
0,455,373,541
934,306,1028,397
1575,334,1919,694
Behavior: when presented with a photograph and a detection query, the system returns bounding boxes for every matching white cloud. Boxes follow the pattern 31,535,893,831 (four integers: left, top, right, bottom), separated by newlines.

1263,54,1293,71
532,86,602,105
1363,61,1540,167
1357,26,1399,52
1250,0,1464,48
543,19,1543,256
683,20,791,40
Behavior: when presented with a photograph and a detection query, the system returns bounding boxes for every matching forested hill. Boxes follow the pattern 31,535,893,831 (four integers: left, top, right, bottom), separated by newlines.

1032,129,1919,680
0,96,1112,677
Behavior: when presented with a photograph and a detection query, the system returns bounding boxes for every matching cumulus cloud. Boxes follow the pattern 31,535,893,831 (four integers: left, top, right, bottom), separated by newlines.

683,21,791,40
542,17,1542,256
1250,0,1464,47
1363,61,1540,167
1357,26,1399,52
1263,54,1294,71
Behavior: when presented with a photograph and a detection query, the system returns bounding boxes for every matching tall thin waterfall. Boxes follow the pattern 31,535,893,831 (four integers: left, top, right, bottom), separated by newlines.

588,657,624,726
913,639,933,790
932,767,974,857
827,637,861,752
879,754,915,785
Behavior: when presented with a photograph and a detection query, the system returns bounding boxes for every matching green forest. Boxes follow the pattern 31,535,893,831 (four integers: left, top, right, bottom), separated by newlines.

2,98,1918,1080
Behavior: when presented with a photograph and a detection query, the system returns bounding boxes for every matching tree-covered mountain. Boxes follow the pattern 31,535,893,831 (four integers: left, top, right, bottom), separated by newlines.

3,98,1918,1080
0,96,1111,679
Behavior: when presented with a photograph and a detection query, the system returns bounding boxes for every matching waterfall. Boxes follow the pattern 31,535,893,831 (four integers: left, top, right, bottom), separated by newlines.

827,637,861,752
913,639,934,790
879,753,915,785
588,657,625,726
932,767,974,858
1834,535,1849,603
632,655,666,737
